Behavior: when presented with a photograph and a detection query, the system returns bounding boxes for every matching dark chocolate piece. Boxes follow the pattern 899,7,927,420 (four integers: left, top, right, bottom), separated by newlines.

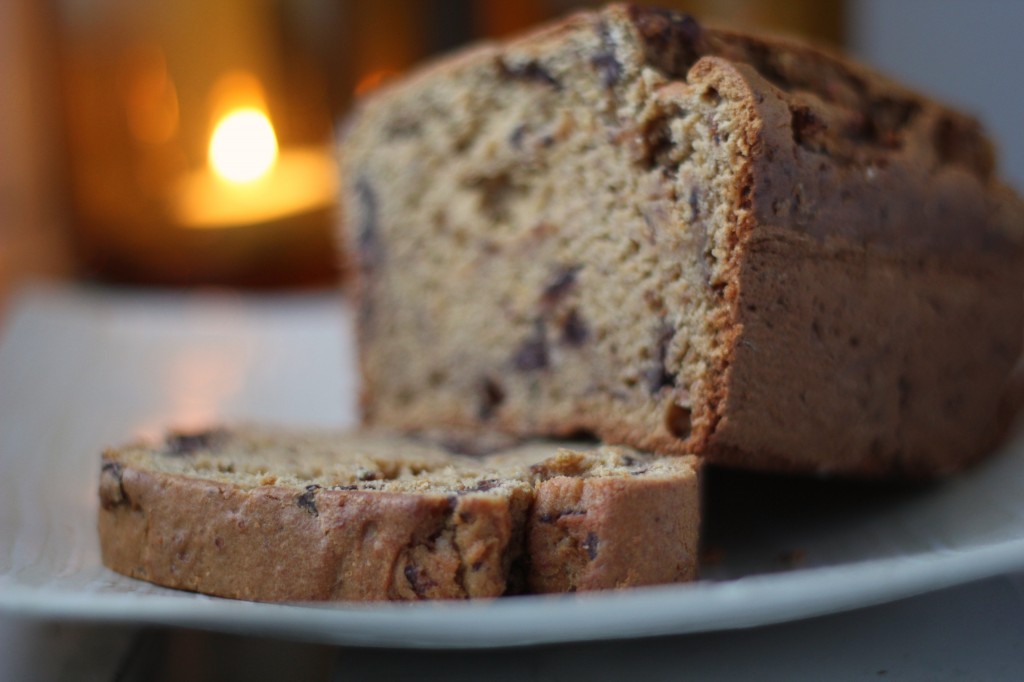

165,429,224,456
297,484,320,517
512,321,549,371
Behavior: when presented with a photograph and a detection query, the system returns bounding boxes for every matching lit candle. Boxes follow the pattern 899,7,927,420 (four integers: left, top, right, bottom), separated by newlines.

173,105,336,228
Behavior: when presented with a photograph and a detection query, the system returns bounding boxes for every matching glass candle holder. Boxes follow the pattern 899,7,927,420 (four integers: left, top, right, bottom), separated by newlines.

56,0,346,287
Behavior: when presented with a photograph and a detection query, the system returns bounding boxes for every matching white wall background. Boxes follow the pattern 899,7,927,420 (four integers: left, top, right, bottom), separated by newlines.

848,0,1024,192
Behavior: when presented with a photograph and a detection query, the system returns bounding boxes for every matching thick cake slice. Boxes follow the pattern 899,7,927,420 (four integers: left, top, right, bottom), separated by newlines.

98,427,699,601
339,3,1024,477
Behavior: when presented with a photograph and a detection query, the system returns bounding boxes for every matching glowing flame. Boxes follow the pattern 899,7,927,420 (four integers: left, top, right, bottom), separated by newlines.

208,108,278,184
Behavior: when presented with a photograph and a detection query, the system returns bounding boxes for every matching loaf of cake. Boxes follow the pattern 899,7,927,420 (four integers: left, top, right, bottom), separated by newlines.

98,427,699,600
339,4,1024,477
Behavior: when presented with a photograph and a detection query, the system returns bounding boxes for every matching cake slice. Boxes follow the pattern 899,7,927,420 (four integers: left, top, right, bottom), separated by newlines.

339,4,1024,477
98,427,699,600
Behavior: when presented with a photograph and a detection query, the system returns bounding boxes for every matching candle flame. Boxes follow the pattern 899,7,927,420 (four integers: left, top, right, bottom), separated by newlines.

208,108,278,184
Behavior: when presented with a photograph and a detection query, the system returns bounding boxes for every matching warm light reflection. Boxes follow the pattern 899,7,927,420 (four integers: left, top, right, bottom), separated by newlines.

208,108,278,183
354,68,400,96
175,147,337,228
137,343,251,441
122,44,179,146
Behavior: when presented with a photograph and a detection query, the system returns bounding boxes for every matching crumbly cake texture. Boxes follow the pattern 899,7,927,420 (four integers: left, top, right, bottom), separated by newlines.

340,4,1024,477
98,427,699,601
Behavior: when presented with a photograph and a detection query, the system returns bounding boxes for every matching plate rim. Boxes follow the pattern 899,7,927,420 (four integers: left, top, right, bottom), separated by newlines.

4,538,1024,649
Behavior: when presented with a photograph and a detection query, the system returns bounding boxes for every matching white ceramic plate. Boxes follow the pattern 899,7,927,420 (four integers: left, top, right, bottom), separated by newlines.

2,287,1024,648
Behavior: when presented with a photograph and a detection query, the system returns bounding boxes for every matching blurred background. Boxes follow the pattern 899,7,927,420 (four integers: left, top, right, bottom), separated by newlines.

2,0,1022,315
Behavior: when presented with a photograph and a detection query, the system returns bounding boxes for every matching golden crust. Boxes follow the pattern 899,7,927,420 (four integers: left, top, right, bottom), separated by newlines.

98,428,700,601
